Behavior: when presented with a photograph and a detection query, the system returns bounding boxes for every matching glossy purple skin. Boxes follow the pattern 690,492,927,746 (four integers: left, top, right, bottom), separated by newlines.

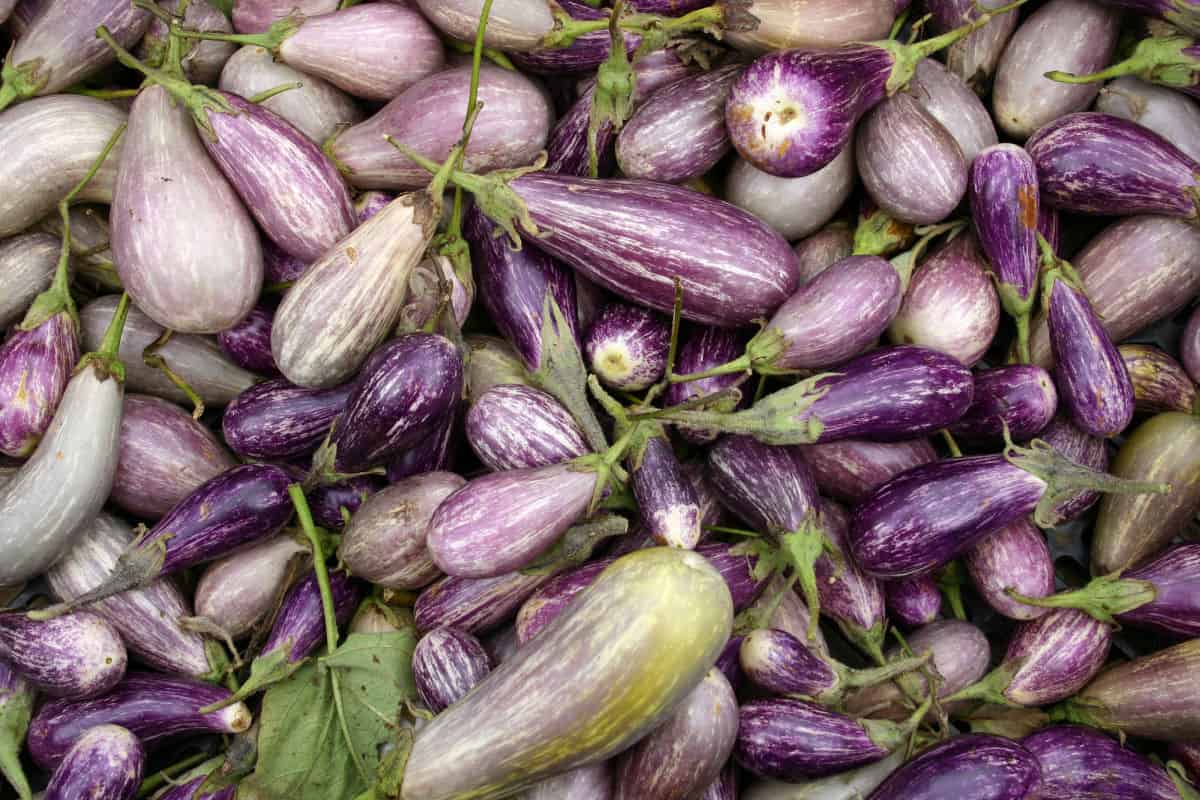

857,92,968,225
817,502,886,636
511,173,800,327
1024,725,1182,800
511,0,636,74
970,144,1040,307
616,64,741,184
762,255,901,370
387,404,460,482
926,0,1020,90
865,735,1041,800
966,519,1054,620
726,45,894,178
467,384,589,473
45,724,143,800
262,241,309,283
331,333,463,472
740,628,839,697
27,673,251,769
0,611,126,699
1112,544,1200,636
708,436,818,535
949,365,1058,443
1037,415,1108,526
308,475,383,532
222,378,350,460
627,0,710,11
216,301,278,376
793,224,854,283
664,325,746,446
412,627,491,713
415,571,550,635
1038,206,1061,254
850,454,1047,579
998,608,1112,706
1183,306,1200,385
1120,344,1198,415
736,699,892,781
1028,112,1200,219
263,570,361,663
584,302,670,392
798,438,937,505
466,206,578,373
0,312,78,457
632,435,703,550
886,575,941,627
140,463,295,575
1047,276,1135,439
908,58,998,165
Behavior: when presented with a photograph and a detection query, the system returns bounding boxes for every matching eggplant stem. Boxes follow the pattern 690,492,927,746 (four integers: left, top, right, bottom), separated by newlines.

143,332,206,420
778,519,830,640
27,535,167,621
845,650,933,689
289,484,341,655
247,81,302,104
939,429,963,458
669,353,754,384
77,292,131,382
173,17,296,51
0,709,32,800
1006,576,1156,623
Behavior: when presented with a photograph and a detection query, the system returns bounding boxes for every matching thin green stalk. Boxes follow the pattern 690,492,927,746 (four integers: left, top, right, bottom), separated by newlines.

137,752,211,797
288,484,340,656
247,82,302,103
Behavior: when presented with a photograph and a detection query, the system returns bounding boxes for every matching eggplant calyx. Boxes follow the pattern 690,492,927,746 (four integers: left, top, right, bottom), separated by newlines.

863,693,935,752
1045,35,1198,89
842,651,933,692
76,293,131,383
200,646,302,713
655,373,832,445
173,16,298,54
1047,696,1110,730
1006,576,1157,625
890,220,967,293
942,663,1020,709
854,208,915,258
0,54,47,112
0,681,33,800
27,535,168,621
839,619,888,667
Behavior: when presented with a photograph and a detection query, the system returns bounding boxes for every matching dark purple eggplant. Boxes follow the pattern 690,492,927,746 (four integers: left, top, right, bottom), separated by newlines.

965,518,1054,620
1037,415,1109,526
415,570,551,635
262,239,309,284
412,627,491,713
0,312,77,459
223,378,350,461
0,662,32,800
386,404,461,482
949,365,1058,444
584,302,670,392
216,301,277,376
726,143,856,242
726,0,894,53
113,394,235,520
308,475,383,531
926,0,1020,90
865,734,1041,800
0,233,57,328
44,724,142,800
467,384,590,472
886,575,942,627
909,57,999,164
663,325,747,446
1097,77,1200,164
152,769,234,800
1119,344,1198,415
194,535,309,639
1024,724,1188,800
628,428,703,550
232,0,337,34
0,611,125,699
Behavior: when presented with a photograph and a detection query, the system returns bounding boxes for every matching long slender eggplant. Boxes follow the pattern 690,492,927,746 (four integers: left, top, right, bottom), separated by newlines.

0,611,125,699
949,365,1058,444
0,312,78,459
818,502,888,659
926,0,1020,90
965,519,1054,620
232,0,337,33
886,575,942,627
216,302,278,376
467,384,589,472
1024,724,1189,800
195,535,309,639
139,0,234,85
726,0,894,53
584,302,670,391
1120,344,1198,414
865,735,1041,800
0,233,57,329
908,57,998,164
0,663,32,800
415,570,553,635
726,143,856,242
1096,76,1200,163
44,724,142,800
1184,306,1200,386
222,378,349,460
412,627,491,713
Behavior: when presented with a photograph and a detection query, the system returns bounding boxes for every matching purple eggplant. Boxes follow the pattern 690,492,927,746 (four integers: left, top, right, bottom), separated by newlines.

888,231,1000,367
1120,344,1198,415
330,64,553,191
139,0,233,85
232,0,337,33
817,502,888,657
1184,307,1200,387
467,384,589,472
926,0,1020,90
1036,415,1109,526
726,0,894,53
44,724,142,800
0,233,57,329
585,302,670,391
629,430,703,550
865,734,1041,800
993,0,1121,139
417,570,554,636
909,58,999,165
386,403,461,482
509,0,638,75
662,325,747,446
222,378,350,461
1092,0,1200,34
308,475,384,531
949,365,1058,443
0,312,77,458
194,535,309,639
112,394,235,520
412,627,491,713
151,771,235,800
262,242,308,285
1029,112,1199,220
0,662,32,800
1097,77,1200,163
27,672,252,769
965,519,1054,620
216,301,278,376
793,224,854,284
726,143,856,242
524,763,613,800
743,751,904,800
338,472,465,591
1025,724,1188,800
0,611,125,699
886,575,942,627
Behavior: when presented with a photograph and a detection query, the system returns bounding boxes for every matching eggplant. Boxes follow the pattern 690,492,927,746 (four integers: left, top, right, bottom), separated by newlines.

584,302,670,391
46,513,213,679
1046,264,1123,436
412,627,491,714
467,384,589,472
864,735,1041,800
155,772,234,800
965,519,1054,620
0,609,125,701
194,535,308,640
338,472,465,591
1043,34,1200,99
412,0,556,52
793,224,854,284
44,724,142,800
0,662,32,800
400,252,475,333
0,96,127,238
28,673,252,769
628,431,703,550
816,502,888,658
0,233,57,329
1024,724,1189,800
330,64,553,191
948,365,1058,443
222,378,350,461
743,750,904,800
1172,742,1200,784
386,405,461,483
415,570,551,635
216,301,278,376
524,763,613,800
907,59,998,166
0,311,78,459
1094,412,1200,574
232,0,337,33
510,0,637,75
1096,77,1200,163
263,240,310,284
308,475,383,532
662,325,748,446
401,548,734,800
1119,344,1197,415
1184,307,1200,387
886,575,942,627
926,0,1020,90
1037,415,1109,526
35,204,120,292
726,143,856,242
725,0,894,53
139,0,233,85
888,231,1000,367
992,0,1121,139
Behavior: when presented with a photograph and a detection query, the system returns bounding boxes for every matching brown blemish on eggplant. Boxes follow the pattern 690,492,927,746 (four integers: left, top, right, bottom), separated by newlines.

1018,184,1039,230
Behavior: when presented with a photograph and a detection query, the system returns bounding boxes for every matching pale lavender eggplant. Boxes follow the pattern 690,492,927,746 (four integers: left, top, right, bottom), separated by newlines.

886,575,942,627
219,45,363,145
260,569,361,666
816,502,887,654
725,0,894,53
743,751,905,800
1097,77,1200,163
888,232,1000,367
338,472,465,590
631,434,702,550
1028,112,1200,219
865,735,1041,800
798,438,937,505
412,627,491,713
194,535,309,639
416,570,552,635
0,611,125,699
965,518,1055,620
386,404,460,482
1120,343,1198,414
949,365,1058,443
1184,306,1200,385
1037,415,1108,526
793,223,854,283
613,668,737,800
926,0,1020,90
524,763,613,800
44,724,142,800
663,325,747,446
232,0,337,33
35,204,119,292
308,475,383,531
1024,724,1185,800
584,302,670,391
46,513,212,679
856,93,967,225
412,0,554,52
27,673,252,769
908,58,998,164
262,240,309,283
330,333,462,471
0,96,127,238
511,0,636,75
725,143,856,242
139,0,233,85
216,301,278,376
222,378,350,460
0,233,57,328
993,0,1121,139
0,312,78,458
467,384,589,472
616,65,741,184
113,394,234,520
330,64,553,190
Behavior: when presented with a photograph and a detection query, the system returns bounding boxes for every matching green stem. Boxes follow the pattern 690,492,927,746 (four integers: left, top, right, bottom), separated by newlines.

1013,309,1032,364
78,292,131,381
289,484,340,656
704,525,763,538
668,354,753,384
136,752,211,798
844,650,933,689
173,17,296,51
68,87,140,99
247,81,302,103
0,82,17,113
940,429,963,458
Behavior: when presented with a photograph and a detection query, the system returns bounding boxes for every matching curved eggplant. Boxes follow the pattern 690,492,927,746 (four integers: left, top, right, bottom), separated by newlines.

1120,344,1197,414
726,144,856,242
886,575,942,628
139,0,233,85
194,535,309,639
0,611,125,699
1024,724,1186,800
1096,76,1200,163
909,58,998,165
0,312,78,459
415,570,552,635
965,519,1054,620
412,627,491,713
0,233,58,331
949,365,1058,443
864,735,1040,800
726,0,894,53
926,0,1020,90
222,378,350,461
584,303,670,391
467,384,589,472
44,724,142,800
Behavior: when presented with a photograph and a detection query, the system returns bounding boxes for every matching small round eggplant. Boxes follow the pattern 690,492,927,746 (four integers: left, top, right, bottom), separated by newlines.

864,735,1040,800
584,302,670,392
0,312,78,458
467,384,590,472
138,0,233,85
949,365,1058,444
725,0,894,53
194,535,309,639
886,575,942,627
793,223,854,283
216,301,278,376
0,611,125,699
1119,344,1197,414
44,724,143,800
908,58,999,164
412,627,491,713
415,570,551,635
222,378,350,461
726,144,856,241
0,232,58,329
663,325,747,446
1096,76,1200,163
232,0,337,33
1024,724,1186,800
926,0,1020,90
965,519,1054,620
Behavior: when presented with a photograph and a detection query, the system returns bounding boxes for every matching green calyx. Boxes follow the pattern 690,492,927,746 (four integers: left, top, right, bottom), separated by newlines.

1047,696,1111,730
587,1,636,179
201,646,304,713
0,679,33,800
863,692,935,752
841,650,933,693
890,220,967,292
839,619,888,667
943,663,1020,709
173,15,299,54
778,518,836,639
76,291,131,384
853,208,914,258
0,53,48,112
1045,35,1199,91
1006,575,1157,625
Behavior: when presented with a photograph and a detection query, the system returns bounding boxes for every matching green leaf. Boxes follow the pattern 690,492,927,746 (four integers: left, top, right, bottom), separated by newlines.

531,290,608,452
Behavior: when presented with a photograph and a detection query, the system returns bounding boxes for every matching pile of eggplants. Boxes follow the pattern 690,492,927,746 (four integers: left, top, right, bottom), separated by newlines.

2,0,1200,798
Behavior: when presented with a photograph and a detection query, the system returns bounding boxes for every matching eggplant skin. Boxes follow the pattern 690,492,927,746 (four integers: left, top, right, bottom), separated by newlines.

865,734,1041,800
1023,725,1182,800
44,724,143,800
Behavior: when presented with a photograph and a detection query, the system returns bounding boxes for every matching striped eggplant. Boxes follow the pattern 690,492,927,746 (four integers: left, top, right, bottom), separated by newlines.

415,570,551,635
794,224,854,284
886,575,942,627
1036,415,1108,526
399,252,474,333
1025,724,1191,800
0,662,32,800
949,365,1058,444
1171,742,1200,785
726,143,856,242
744,750,905,800
1096,77,1200,163
747,576,831,658
262,241,308,285
926,0,1020,90
992,0,1121,139
509,0,637,75
628,0,711,11
35,204,120,292
467,384,589,472
386,404,460,483
112,394,235,519
865,735,1041,800
1093,412,1200,574
662,325,747,446
0,311,78,459
629,430,703,550
1043,34,1200,98
139,0,233,85
965,519,1054,620
0,233,57,329
412,627,492,713
309,475,384,530
27,672,252,769
338,472,466,591
401,548,733,800
216,302,278,376
222,379,350,461
1120,344,1197,414
330,64,553,191
232,0,337,33
0,96,127,238
0,611,125,699
80,296,257,406
272,193,436,388
1090,0,1200,34
195,535,309,639
908,58,998,165
44,724,142,800
1185,306,1200,385
523,763,613,800
888,231,1000,367
46,513,213,679
584,302,670,392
